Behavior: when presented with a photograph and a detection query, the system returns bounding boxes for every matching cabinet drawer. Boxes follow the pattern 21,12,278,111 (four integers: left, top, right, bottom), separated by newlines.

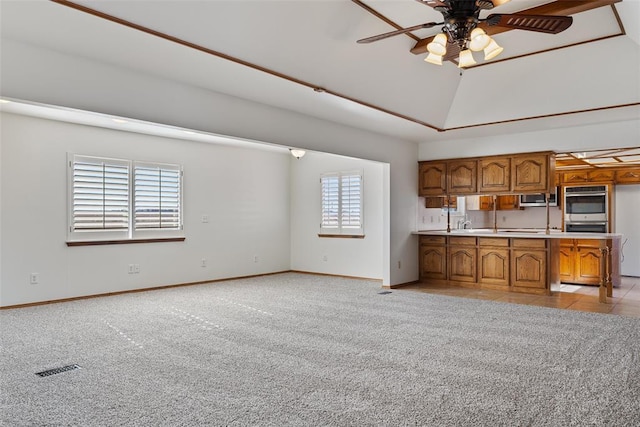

479,237,509,247
576,239,604,249
563,171,588,183
420,236,446,245
587,170,614,182
511,238,547,249
449,236,476,246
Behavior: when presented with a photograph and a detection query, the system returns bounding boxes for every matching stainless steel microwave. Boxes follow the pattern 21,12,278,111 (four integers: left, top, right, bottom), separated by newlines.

519,187,558,207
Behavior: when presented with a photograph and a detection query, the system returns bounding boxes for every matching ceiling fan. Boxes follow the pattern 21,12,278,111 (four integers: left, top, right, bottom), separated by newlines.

357,0,573,68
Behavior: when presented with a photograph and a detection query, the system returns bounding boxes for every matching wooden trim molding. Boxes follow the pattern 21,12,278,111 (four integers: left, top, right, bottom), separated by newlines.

318,234,365,239
50,0,638,133
66,237,185,246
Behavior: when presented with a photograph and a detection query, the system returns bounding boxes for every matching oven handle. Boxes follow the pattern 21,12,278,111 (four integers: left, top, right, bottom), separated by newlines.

565,222,608,225
565,192,607,197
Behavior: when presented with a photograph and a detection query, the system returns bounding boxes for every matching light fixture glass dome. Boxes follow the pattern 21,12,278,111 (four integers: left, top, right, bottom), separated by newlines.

424,52,443,65
483,39,504,60
427,33,448,56
458,49,477,68
468,28,491,52
290,149,306,159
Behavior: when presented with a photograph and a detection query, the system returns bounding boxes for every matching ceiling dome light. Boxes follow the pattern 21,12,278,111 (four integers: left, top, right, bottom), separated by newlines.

458,50,477,68
290,149,306,159
483,39,504,60
427,33,448,56
468,28,491,52
424,52,443,65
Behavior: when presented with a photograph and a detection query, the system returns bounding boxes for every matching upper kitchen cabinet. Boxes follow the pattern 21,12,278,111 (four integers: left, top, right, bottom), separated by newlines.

447,160,477,195
615,167,640,184
419,162,447,196
512,153,555,193
562,169,614,184
478,157,511,193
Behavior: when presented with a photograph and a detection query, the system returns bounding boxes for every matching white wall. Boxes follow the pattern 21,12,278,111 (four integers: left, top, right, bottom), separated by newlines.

0,113,291,306
290,151,385,279
1,40,419,287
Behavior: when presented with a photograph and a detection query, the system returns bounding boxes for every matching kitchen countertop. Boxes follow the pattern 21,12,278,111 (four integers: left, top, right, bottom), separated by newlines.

413,229,623,239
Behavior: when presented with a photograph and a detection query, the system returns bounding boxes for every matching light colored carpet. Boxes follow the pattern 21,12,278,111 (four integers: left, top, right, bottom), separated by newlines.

1,272,639,426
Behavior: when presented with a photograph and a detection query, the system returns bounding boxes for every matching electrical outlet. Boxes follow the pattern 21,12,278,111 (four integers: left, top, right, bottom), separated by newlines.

30,273,39,284
431,216,434,223
201,258,207,268
201,215,209,223
253,255,259,263
397,261,401,269
323,255,328,262
128,264,135,274
134,264,140,274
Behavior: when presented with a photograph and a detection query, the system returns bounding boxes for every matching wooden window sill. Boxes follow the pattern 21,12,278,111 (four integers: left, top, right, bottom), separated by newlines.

66,237,185,246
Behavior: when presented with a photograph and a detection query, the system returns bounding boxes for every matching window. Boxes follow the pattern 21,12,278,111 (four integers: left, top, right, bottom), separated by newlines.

320,170,363,236
68,154,183,243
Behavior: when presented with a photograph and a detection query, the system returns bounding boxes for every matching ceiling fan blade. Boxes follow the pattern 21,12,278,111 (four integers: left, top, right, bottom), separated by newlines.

357,22,440,44
486,14,573,34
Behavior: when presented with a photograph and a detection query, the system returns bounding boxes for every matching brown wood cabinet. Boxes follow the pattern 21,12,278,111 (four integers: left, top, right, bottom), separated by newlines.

562,169,614,184
419,162,446,196
448,160,477,194
614,167,640,184
559,239,605,285
449,236,477,283
510,239,548,291
478,158,511,193
496,195,520,210
468,195,520,211
478,238,510,289
512,153,554,193
424,197,457,209
419,236,447,281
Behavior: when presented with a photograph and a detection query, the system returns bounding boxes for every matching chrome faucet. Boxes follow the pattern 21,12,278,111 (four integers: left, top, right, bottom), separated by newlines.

457,219,472,230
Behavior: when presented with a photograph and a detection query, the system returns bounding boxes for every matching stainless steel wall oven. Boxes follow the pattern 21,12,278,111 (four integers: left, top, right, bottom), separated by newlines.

564,185,608,232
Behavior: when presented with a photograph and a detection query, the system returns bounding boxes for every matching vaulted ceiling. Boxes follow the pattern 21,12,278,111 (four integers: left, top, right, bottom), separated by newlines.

1,0,639,144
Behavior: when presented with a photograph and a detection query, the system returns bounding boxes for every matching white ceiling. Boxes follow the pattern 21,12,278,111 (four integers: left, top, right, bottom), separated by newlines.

1,0,639,144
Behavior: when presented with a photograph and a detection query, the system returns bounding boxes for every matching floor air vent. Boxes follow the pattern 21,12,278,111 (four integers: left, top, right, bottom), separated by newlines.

36,364,81,377
378,291,392,295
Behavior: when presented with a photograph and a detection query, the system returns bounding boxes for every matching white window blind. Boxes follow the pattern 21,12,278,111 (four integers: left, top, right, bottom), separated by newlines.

71,156,129,231
68,154,183,242
321,171,363,235
134,163,182,230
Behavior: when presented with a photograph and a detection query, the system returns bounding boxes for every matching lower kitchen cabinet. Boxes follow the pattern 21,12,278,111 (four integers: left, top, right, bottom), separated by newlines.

449,236,477,283
559,239,605,285
511,239,547,292
418,235,551,295
419,236,447,281
478,238,510,289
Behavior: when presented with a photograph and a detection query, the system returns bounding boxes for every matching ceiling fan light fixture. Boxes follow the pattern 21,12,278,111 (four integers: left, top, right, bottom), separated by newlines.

424,52,443,65
458,49,476,68
427,33,448,56
290,149,306,159
483,39,504,60
468,28,491,52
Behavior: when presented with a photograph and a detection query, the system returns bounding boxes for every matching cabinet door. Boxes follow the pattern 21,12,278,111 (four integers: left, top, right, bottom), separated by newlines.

479,195,494,210
512,154,551,193
615,168,640,184
558,240,575,283
575,246,602,285
447,160,477,195
420,239,447,281
479,247,509,287
424,197,444,208
511,249,547,290
449,246,477,283
419,162,447,196
478,158,510,193
497,195,520,210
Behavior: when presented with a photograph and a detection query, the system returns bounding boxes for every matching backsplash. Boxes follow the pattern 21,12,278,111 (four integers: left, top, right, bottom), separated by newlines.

417,197,562,230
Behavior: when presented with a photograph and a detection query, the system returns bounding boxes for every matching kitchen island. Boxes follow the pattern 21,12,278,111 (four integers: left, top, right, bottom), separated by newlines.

414,229,622,303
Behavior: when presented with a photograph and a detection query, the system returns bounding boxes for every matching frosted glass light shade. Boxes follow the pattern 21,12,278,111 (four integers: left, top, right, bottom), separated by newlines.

290,149,306,159
424,52,443,65
458,50,476,68
484,39,504,60
468,28,491,52
492,0,511,6
427,33,448,56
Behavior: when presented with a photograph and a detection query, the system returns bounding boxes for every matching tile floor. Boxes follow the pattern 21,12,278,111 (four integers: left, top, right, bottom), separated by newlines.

401,276,640,318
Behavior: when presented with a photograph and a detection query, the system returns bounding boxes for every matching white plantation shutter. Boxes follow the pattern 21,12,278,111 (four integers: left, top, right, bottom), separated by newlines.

321,171,363,235
68,154,184,242
134,163,182,230
70,155,129,232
